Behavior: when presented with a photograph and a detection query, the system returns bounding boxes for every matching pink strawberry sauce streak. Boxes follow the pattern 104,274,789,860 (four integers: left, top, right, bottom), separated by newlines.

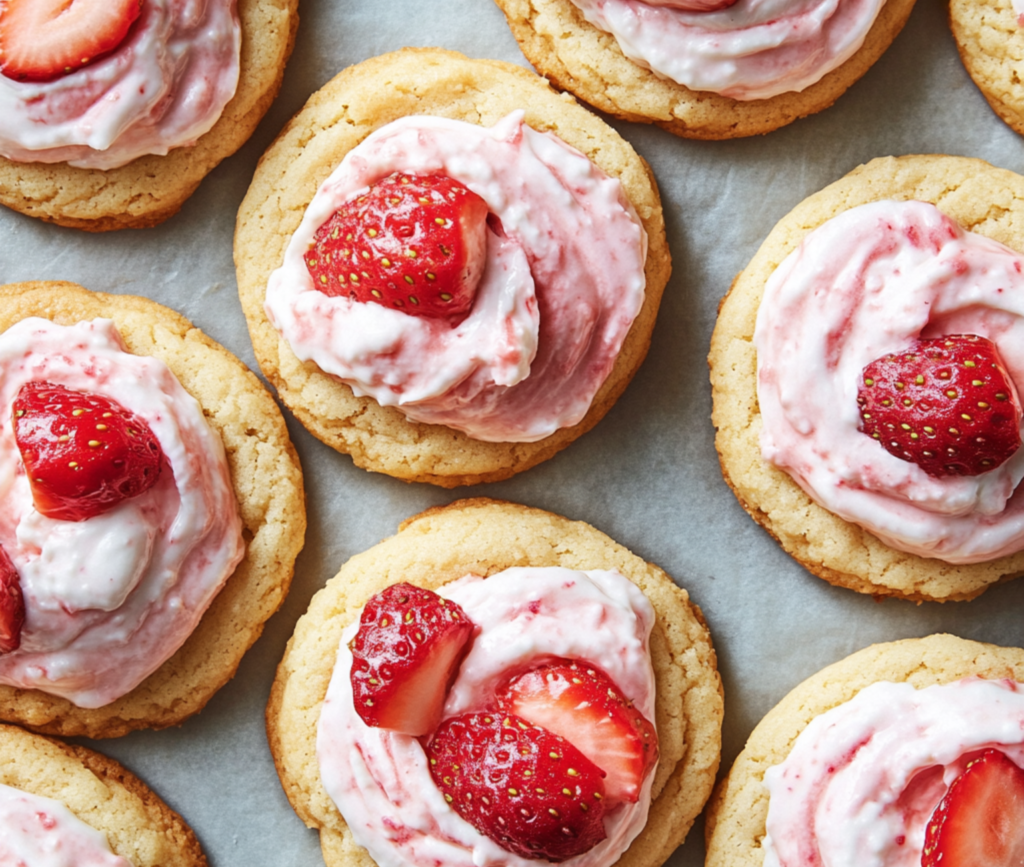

565,0,884,100
317,568,657,867
265,112,647,443
762,679,1024,867
0,0,240,169
755,199,1024,563
0,783,131,866
0,318,243,708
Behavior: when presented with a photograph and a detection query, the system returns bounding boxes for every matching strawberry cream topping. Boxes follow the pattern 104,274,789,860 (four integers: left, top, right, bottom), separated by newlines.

762,678,1024,867
316,567,657,867
0,783,131,866
566,0,884,99
265,112,647,443
0,0,240,170
0,318,243,708
755,199,1024,564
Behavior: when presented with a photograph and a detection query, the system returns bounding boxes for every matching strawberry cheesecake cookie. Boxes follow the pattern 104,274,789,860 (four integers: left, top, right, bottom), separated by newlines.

950,0,1024,138
267,499,722,867
235,48,670,487
0,280,304,738
0,0,298,231
705,634,1024,867
0,722,206,866
493,0,916,139
710,154,1024,601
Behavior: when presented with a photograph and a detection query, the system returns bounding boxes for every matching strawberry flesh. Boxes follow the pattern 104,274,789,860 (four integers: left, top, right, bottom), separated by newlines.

427,711,607,862
0,544,24,654
497,660,658,804
13,381,163,522
349,583,474,736
857,334,1022,477
0,0,143,83
305,172,488,325
922,749,1024,867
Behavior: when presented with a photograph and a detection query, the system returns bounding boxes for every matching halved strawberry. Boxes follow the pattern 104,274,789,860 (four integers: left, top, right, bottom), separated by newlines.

858,334,1022,477
921,749,1024,867
427,711,607,862
497,660,658,804
13,381,163,522
0,544,24,654
0,0,143,83
349,583,474,736
305,172,488,325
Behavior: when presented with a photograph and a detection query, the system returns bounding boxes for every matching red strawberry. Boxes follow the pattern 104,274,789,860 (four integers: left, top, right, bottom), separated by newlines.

305,172,488,325
349,583,474,736
0,0,143,83
13,381,162,522
857,334,1022,477
0,544,23,654
427,711,607,862
497,660,658,804
921,749,1024,867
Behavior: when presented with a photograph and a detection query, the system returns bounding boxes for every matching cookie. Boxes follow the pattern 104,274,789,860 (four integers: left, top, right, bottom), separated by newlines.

0,0,299,231
704,633,1024,867
267,498,722,867
235,47,670,487
0,280,305,738
0,722,206,866
492,0,917,139
710,154,1024,602
950,0,1024,137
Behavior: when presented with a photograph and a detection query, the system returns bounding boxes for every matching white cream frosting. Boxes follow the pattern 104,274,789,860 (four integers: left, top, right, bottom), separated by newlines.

265,112,647,443
0,318,244,708
755,199,1024,564
763,678,1024,867
0,783,131,867
316,567,657,867
568,0,885,99
0,0,241,169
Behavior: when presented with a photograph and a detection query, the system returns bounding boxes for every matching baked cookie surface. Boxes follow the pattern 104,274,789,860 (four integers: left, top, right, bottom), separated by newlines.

704,633,1024,867
492,0,916,139
710,154,1024,602
235,47,670,487
0,722,206,866
267,498,722,867
950,0,1024,137
0,0,299,231
0,280,305,738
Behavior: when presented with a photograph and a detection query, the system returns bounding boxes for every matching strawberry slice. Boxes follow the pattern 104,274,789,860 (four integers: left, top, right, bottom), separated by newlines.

497,660,658,804
0,0,143,83
922,749,1024,867
13,381,163,522
427,711,607,862
349,583,474,736
305,172,489,325
857,334,1022,477
0,544,24,654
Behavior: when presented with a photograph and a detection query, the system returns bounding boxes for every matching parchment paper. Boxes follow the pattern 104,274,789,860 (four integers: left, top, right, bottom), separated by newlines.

1,1,1022,865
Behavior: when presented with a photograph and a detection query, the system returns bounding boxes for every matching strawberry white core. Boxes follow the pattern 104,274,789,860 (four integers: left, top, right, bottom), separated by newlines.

566,0,884,100
755,199,1024,563
0,783,131,866
0,0,240,169
0,318,244,708
762,678,1024,867
265,112,647,443
316,567,657,867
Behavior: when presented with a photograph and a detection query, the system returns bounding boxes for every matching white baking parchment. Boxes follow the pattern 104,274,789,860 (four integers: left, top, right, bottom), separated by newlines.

1,1,1023,865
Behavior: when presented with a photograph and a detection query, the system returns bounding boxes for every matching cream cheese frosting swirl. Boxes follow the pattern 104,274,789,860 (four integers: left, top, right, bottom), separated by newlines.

265,112,647,443
568,0,885,99
755,199,1024,564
